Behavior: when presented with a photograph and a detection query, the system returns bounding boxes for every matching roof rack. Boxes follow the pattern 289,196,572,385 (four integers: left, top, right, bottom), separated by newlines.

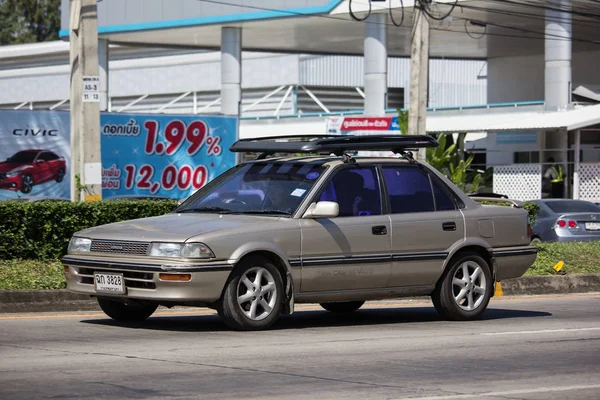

229,134,439,160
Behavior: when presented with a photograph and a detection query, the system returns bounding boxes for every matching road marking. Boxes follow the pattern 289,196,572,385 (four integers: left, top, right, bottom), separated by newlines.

393,384,600,399
481,327,600,335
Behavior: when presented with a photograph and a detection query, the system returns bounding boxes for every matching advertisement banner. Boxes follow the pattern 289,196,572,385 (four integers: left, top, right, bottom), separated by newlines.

326,116,401,157
0,110,237,201
101,113,237,200
0,110,71,201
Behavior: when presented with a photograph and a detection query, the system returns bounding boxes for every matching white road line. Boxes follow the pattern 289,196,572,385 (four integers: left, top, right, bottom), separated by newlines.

480,327,600,335
392,384,600,400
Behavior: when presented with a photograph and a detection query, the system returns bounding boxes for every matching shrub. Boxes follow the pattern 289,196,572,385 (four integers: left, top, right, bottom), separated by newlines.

0,199,178,260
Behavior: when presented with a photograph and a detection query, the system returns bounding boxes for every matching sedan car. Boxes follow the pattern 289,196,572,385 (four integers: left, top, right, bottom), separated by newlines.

0,149,66,194
527,199,600,243
62,135,537,331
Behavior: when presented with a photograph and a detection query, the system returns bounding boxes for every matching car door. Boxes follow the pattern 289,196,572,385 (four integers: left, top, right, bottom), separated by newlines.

33,152,52,183
299,165,392,292
381,164,465,288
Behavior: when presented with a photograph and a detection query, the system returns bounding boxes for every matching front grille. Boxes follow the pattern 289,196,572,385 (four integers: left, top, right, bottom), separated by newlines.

90,240,149,255
77,268,156,290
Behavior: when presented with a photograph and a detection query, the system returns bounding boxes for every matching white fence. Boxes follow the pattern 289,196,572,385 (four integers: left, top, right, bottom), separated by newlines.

580,163,600,203
493,164,542,201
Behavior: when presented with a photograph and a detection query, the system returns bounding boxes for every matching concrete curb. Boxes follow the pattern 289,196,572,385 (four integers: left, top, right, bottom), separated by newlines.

1,274,600,313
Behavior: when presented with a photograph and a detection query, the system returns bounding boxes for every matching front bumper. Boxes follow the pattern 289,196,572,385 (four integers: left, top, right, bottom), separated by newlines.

62,255,233,302
0,176,20,190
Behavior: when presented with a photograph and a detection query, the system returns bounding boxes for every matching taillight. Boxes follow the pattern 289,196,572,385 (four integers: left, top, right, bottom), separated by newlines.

556,220,567,228
568,220,578,228
527,224,533,238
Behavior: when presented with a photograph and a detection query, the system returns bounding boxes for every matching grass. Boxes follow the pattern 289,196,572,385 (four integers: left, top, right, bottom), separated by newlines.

0,241,599,290
526,241,600,276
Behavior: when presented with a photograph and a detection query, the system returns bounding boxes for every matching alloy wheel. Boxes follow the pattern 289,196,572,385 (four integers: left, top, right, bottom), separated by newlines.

236,266,278,321
452,261,487,311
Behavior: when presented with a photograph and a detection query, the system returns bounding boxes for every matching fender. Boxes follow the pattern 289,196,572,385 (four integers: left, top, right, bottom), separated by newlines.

443,237,495,278
228,241,297,315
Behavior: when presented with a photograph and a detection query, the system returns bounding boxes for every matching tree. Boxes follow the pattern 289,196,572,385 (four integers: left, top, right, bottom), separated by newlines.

0,0,61,45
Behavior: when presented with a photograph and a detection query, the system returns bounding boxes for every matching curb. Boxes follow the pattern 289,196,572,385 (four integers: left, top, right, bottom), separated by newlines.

1,274,600,313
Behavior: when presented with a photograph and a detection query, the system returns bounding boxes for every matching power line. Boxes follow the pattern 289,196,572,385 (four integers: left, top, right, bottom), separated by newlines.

189,0,600,46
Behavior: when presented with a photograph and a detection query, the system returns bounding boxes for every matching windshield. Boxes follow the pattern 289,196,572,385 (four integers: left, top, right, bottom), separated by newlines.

176,162,327,216
7,151,37,164
546,200,600,214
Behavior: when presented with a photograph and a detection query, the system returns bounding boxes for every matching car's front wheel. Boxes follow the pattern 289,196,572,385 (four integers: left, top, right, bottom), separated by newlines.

219,256,283,331
97,298,158,321
432,254,493,321
320,301,364,313
56,168,65,182
21,174,33,194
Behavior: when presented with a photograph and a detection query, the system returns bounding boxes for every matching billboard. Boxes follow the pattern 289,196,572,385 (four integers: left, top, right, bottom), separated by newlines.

326,116,401,157
100,113,237,200
0,110,237,200
0,110,71,201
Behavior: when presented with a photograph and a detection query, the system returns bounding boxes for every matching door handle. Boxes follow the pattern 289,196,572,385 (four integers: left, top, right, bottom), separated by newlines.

372,225,387,235
443,222,456,231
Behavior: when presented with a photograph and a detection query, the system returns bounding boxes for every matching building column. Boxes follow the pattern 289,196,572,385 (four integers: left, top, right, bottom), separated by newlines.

364,13,387,116
98,39,109,112
221,27,242,117
573,129,580,199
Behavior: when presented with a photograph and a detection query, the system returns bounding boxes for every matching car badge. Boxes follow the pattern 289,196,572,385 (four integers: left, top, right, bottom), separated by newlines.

110,245,124,250
592,215,597,220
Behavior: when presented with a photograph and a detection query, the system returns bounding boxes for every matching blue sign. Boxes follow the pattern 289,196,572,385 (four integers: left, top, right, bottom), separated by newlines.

101,113,237,200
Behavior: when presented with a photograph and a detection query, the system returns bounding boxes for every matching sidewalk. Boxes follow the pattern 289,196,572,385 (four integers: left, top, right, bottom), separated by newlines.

1,274,599,313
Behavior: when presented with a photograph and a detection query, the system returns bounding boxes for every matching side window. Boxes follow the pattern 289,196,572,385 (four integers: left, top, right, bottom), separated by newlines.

431,178,457,211
45,152,59,161
38,152,50,161
382,166,434,214
319,167,381,217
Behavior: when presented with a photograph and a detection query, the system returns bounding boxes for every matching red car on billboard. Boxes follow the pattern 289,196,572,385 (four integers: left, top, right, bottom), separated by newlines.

0,149,66,194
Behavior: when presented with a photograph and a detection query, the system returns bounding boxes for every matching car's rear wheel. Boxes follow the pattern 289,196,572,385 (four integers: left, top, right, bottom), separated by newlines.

320,301,364,313
97,298,158,321
218,256,283,331
432,254,492,321
21,174,33,194
56,168,65,182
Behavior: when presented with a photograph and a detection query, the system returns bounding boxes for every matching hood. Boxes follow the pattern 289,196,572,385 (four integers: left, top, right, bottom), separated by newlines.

76,212,284,242
0,162,27,173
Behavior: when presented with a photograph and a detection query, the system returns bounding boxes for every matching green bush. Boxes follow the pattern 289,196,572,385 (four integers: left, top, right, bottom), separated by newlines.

0,199,178,260
475,200,539,225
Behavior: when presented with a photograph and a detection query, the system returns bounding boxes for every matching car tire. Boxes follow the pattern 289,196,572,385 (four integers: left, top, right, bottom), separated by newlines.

97,298,158,321
219,256,284,331
530,237,542,245
431,254,493,321
320,301,365,313
56,168,65,183
21,174,33,194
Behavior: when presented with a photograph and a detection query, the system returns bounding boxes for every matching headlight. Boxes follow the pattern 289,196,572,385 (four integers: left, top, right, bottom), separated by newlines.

149,242,214,259
5,171,19,177
68,237,91,253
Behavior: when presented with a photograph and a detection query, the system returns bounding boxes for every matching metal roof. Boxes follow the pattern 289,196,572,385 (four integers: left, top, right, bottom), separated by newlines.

426,104,600,132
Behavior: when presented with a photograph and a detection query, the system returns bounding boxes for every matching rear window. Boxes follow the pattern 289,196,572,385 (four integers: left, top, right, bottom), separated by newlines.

545,201,600,213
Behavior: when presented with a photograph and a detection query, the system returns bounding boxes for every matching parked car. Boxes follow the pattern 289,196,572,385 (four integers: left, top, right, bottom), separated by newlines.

527,199,600,243
62,135,537,331
0,149,66,194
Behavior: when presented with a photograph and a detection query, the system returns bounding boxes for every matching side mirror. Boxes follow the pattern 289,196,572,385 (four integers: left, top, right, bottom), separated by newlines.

303,201,339,219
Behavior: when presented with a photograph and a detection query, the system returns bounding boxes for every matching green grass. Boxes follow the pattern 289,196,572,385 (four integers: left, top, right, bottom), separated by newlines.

526,241,600,276
0,259,66,290
1,241,599,290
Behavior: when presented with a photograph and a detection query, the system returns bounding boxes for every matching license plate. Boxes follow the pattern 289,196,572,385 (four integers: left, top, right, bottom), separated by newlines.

585,222,600,231
94,272,125,294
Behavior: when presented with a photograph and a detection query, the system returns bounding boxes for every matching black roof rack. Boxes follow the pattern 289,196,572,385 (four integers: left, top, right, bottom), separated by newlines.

229,134,439,158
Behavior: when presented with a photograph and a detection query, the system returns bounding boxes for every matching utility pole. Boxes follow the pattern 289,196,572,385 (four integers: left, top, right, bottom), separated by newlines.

69,0,102,202
408,2,430,162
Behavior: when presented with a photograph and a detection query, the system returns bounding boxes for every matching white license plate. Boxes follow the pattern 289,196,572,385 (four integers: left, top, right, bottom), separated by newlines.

94,272,125,294
585,222,600,231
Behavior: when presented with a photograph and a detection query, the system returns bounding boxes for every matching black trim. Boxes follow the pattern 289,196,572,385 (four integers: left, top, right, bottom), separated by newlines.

230,134,439,156
392,252,449,261
288,259,302,267
492,248,538,257
62,256,233,272
301,254,391,267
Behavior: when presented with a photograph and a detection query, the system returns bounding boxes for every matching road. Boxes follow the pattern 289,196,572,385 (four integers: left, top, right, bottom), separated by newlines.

1,294,600,400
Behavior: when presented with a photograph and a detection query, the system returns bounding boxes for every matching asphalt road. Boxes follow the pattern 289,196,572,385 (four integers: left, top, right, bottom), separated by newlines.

1,294,600,400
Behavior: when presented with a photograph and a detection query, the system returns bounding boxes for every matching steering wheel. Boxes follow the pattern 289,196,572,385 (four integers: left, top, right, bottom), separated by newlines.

224,198,247,206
